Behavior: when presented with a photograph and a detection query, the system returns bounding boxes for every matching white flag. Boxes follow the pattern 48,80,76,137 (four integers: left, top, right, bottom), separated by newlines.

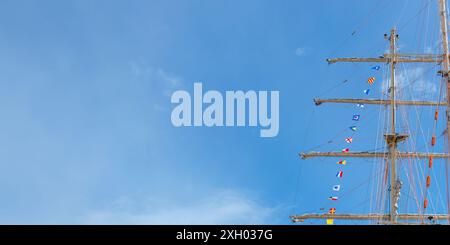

333,185,341,191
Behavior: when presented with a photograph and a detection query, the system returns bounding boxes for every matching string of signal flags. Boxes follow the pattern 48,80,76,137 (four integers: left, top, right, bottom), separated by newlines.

325,65,380,225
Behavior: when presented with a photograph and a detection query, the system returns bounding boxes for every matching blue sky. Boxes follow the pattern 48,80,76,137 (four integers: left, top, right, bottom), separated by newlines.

0,0,449,224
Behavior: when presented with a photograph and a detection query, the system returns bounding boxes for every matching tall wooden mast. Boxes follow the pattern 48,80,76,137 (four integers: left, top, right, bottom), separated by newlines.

292,1,450,224
387,28,399,223
438,1,450,144
438,0,450,223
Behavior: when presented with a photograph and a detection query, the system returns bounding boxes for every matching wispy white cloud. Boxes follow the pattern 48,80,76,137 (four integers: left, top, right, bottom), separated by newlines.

381,66,437,97
155,68,182,88
424,46,433,54
294,47,309,57
129,62,184,91
128,62,185,111
82,190,278,224
153,104,167,112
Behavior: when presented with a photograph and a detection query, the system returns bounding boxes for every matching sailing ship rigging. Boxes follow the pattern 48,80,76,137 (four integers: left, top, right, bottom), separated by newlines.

292,0,450,224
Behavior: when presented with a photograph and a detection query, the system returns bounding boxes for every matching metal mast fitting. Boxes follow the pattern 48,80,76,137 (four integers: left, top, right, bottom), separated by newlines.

296,11,450,223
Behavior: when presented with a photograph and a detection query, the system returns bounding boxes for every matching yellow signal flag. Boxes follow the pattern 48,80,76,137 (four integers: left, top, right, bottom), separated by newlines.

326,219,334,225
338,160,347,165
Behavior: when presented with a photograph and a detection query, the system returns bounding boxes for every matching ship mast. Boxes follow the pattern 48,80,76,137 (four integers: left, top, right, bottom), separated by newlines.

439,1,450,134
292,0,450,224
387,28,399,224
438,0,450,223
